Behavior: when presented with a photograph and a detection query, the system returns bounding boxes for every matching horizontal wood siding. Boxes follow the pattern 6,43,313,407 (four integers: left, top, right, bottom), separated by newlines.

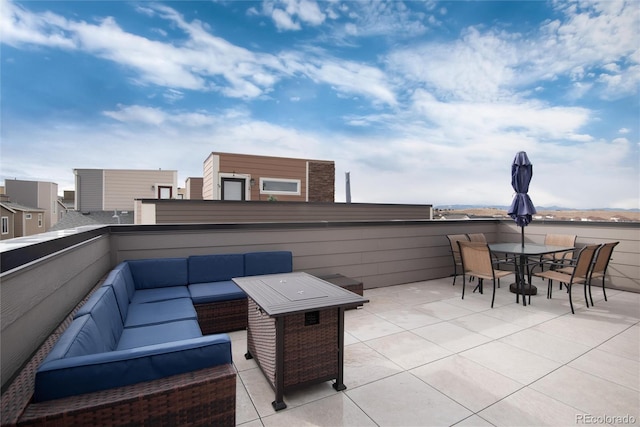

0,235,111,389
104,170,177,211
185,177,203,200
219,153,309,202
76,169,103,211
150,200,433,223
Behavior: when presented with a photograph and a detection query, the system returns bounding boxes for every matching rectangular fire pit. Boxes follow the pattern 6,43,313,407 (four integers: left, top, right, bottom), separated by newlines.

233,272,368,411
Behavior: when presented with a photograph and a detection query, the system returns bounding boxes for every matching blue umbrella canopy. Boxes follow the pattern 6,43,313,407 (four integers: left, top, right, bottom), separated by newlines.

508,152,537,244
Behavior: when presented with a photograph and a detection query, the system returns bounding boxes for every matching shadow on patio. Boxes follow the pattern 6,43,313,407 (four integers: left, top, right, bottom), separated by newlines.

233,275,640,426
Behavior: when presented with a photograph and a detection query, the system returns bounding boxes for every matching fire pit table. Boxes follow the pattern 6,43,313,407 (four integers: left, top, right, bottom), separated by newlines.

233,272,368,410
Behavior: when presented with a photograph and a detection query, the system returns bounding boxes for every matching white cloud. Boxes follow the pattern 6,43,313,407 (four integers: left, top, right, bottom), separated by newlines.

0,1,396,106
271,8,301,31
2,100,638,208
387,0,639,103
264,0,325,31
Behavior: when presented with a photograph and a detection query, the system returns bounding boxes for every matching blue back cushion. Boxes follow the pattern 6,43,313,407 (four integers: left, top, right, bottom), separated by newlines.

113,262,137,300
127,258,188,289
244,251,293,276
75,287,123,350
102,269,131,323
188,254,244,284
42,315,109,362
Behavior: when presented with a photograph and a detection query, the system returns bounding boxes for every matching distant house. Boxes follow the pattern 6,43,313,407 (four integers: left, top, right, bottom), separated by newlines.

4,179,59,231
0,195,46,240
185,177,203,200
203,152,335,202
74,169,178,212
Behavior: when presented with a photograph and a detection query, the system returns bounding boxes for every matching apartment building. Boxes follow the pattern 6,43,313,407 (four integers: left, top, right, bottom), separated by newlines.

4,179,58,231
0,195,46,240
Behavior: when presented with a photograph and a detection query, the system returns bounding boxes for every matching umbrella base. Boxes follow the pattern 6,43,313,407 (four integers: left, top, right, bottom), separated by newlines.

509,282,537,295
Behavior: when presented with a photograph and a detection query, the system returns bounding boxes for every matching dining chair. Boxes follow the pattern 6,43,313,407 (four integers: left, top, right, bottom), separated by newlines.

557,242,619,307
539,234,577,270
467,233,512,273
457,241,511,308
533,244,600,314
446,234,469,286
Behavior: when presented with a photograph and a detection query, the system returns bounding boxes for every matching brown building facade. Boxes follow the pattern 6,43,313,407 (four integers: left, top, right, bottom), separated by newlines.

202,152,335,202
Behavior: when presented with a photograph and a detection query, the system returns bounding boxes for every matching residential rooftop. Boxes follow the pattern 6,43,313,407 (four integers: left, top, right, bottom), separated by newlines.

1,218,638,426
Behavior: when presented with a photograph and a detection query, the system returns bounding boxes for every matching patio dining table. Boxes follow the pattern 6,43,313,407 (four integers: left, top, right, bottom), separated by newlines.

489,243,576,306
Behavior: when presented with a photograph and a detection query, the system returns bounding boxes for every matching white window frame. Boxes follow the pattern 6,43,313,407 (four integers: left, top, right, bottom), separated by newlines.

259,177,301,196
25,213,32,220
38,213,43,227
1,216,8,234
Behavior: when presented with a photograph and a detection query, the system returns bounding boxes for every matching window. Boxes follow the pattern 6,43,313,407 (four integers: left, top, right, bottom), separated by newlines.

221,178,245,201
38,213,43,227
1,217,8,234
260,178,301,195
157,186,172,199
25,214,32,220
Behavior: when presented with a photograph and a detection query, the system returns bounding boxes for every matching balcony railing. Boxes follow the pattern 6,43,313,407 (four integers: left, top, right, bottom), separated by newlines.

1,218,638,392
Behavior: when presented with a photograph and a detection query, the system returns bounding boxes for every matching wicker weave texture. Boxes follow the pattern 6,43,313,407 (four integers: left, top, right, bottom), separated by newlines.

16,364,236,427
247,299,277,387
247,298,339,391
195,298,248,335
282,309,338,388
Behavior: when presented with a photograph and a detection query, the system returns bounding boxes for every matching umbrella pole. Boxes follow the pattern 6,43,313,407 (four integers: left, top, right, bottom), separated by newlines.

521,226,525,247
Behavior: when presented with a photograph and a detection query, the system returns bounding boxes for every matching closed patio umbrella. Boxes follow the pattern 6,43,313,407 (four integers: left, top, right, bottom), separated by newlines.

507,151,536,247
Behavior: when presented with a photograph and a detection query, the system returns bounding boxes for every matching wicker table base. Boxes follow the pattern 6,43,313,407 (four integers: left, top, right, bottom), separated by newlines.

245,299,343,411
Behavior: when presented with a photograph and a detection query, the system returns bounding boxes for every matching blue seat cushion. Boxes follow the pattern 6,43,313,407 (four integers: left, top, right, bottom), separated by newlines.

188,254,244,284
74,287,122,350
130,286,190,304
188,281,246,304
127,258,188,289
35,334,232,402
124,298,197,328
117,319,202,350
244,251,293,276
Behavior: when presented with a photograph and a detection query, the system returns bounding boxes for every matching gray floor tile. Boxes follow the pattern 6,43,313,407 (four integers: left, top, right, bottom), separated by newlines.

346,372,473,426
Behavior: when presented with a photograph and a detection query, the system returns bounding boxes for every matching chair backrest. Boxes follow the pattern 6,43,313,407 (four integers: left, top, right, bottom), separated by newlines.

591,241,619,276
572,244,600,280
467,233,487,243
458,241,493,277
543,234,577,260
544,234,576,247
447,234,469,263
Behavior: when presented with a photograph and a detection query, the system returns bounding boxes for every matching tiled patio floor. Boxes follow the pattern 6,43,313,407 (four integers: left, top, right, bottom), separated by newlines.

231,275,640,426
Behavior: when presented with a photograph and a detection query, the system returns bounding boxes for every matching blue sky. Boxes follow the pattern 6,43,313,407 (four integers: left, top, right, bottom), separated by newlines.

1,0,638,209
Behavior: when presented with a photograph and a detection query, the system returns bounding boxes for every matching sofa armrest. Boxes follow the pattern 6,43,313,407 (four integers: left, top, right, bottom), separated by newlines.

20,364,236,427
35,334,232,402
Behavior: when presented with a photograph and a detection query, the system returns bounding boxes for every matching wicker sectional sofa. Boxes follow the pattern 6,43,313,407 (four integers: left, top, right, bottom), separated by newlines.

3,251,293,426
